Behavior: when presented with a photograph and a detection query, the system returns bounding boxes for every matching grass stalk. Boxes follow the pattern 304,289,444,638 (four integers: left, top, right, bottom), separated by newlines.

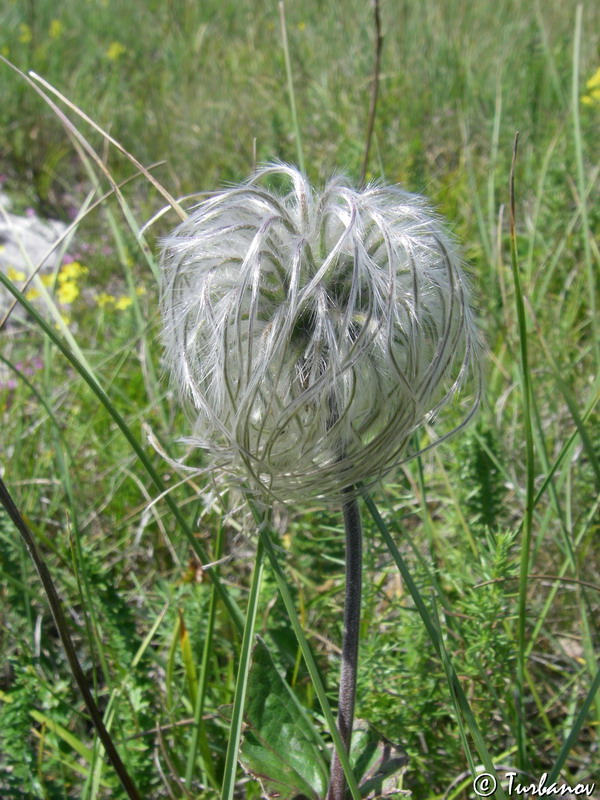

360,0,383,184
546,666,600,785
220,536,265,800
184,521,224,789
571,5,599,364
508,132,535,770
256,521,362,800
0,269,244,633
279,1,305,174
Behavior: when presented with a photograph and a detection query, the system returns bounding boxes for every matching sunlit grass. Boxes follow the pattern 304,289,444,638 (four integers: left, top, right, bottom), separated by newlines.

0,1,599,798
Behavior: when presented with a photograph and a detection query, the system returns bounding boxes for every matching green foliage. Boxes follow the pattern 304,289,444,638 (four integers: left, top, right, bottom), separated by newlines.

358,525,518,796
223,638,330,800
0,661,44,798
459,427,507,533
0,658,76,799
0,0,599,797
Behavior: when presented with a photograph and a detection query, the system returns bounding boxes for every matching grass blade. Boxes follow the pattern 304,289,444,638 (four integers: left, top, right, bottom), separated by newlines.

221,536,265,800
257,521,363,800
571,5,599,364
0,268,244,633
508,132,535,770
361,489,507,799
546,666,600,785
279,1,305,174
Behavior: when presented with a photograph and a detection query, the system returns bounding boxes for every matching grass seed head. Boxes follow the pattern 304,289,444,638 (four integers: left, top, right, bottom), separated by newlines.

160,164,482,503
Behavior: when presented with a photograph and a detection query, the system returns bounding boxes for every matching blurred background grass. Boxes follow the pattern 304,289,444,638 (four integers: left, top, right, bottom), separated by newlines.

0,0,599,798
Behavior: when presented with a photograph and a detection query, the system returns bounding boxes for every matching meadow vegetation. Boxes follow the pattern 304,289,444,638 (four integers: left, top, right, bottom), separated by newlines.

0,0,599,798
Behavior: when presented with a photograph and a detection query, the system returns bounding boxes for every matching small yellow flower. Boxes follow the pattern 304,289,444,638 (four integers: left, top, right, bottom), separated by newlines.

97,292,115,308
41,274,54,287
582,67,600,107
297,21,306,31
135,286,146,296
586,67,600,91
57,281,79,304
25,288,40,301
18,23,32,44
114,295,133,310
106,41,126,60
7,267,26,282
59,261,88,282
582,88,600,105
49,19,63,39
1,46,9,58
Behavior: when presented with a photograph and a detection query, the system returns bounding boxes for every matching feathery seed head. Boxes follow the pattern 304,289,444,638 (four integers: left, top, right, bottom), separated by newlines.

160,164,482,503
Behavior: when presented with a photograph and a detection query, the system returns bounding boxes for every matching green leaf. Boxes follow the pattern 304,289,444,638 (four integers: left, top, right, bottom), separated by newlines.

350,721,410,799
220,639,410,800
220,637,329,800
29,708,94,763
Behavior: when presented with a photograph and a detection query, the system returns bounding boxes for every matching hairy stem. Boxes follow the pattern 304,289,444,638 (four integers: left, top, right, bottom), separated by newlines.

327,495,363,800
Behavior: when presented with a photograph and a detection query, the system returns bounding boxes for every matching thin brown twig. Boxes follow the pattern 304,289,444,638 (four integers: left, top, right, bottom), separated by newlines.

360,0,384,185
475,574,600,594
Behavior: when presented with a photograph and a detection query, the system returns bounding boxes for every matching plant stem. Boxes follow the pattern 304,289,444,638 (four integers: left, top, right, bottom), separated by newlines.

253,509,362,800
360,0,383,185
221,535,265,800
279,0,305,175
327,495,363,800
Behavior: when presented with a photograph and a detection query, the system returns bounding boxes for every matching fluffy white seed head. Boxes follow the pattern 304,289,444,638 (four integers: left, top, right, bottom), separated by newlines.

160,164,482,503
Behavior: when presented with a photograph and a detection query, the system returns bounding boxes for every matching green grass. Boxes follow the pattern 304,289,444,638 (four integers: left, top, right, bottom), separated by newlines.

1,0,599,798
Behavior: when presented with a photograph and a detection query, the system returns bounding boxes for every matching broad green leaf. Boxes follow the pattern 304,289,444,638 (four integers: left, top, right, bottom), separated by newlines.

222,638,410,800
221,637,329,800
349,721,410,799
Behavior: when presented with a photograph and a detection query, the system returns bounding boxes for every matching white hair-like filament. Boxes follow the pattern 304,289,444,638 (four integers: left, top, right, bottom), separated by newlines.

160,164,482,503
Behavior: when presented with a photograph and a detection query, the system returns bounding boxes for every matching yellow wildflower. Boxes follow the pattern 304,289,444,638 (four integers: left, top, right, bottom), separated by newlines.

135,286,146,296
57,281,79,304
18,23,32,44
7,267,26,282
297,21,306,31
1,46,9,58
586,67,600,91
106,41,126,60
41,274,54,287
49,19,63,39
25,288,40,301
114,295,133,310
97,292,115,308
59,261,88,282
582,67,600,106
